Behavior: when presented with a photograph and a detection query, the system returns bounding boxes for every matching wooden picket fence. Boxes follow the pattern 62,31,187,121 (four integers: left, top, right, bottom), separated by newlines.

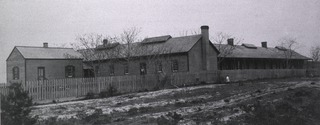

0,72,197,102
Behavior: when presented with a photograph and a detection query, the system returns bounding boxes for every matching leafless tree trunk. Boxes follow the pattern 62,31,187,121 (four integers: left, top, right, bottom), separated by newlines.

71,33,119,77
310,45,320,62
119,27,142,62
212,32,242,69
277,37,300,69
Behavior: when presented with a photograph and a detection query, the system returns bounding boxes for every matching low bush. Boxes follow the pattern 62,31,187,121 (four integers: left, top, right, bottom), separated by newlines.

1,82,38,125
156,112,183,125
85,91,95,99
153,86,160,91
224,99,230,103
107,84,118,97
128,107,139,116
99,90,108,98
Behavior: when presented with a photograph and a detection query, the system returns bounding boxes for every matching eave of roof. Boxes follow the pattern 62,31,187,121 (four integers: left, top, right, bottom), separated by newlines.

215,44,310,60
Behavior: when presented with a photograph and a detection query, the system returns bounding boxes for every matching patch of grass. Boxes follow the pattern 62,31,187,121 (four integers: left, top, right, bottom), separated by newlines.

174,101,188,107
128,107,138,116
229,87,320,125
76,109,111,124
156,112,183,125
127,107,153,116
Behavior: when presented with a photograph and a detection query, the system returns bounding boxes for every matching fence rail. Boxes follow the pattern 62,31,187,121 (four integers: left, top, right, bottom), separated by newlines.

1,72,197,102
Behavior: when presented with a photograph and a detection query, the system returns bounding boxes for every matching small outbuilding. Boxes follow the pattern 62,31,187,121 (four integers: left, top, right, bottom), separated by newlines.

6,43,83,84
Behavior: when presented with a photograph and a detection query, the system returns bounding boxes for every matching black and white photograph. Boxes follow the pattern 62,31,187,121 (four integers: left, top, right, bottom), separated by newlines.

0,0,320,125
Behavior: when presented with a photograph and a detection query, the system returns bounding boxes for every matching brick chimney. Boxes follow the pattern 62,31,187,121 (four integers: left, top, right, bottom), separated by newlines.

261,41,267,48
43,42,48,48
227,38,234,46
201,25,209,70
103,39,108,46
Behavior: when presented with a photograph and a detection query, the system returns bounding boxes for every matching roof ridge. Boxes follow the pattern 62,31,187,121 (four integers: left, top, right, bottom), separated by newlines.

214,44,287,49
171,34,201,39
145,35,171,39
15,46,74,49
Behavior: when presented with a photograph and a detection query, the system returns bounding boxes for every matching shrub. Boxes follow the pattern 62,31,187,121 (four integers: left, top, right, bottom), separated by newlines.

224,99,230,103
85,91,95,99
99,90,108,98
98,84,118,98
107,84,117,97
200,81,207,85
52,99,57,103
153,86,160,91
156,112,183,125
128,107,139,115
1,82,38,125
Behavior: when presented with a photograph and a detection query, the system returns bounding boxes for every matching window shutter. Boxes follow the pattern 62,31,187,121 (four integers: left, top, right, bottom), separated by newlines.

12,67,19,80
17,67,19,79
65,66,68,78
72,66,75,77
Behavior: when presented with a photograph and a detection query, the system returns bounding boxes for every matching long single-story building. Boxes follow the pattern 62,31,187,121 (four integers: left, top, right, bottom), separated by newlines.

82,26,220,78
216,39,309,70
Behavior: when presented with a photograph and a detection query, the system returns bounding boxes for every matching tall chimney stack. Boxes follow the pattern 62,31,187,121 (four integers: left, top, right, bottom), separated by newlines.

43,42,48,48
227,38,234,46
201,25,209,70
103,39,108,46
261,41,267,48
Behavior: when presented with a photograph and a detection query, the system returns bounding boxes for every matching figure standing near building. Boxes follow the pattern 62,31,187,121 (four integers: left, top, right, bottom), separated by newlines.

226,75,230,83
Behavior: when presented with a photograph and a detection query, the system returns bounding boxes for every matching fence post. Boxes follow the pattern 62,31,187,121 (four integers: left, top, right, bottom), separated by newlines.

98,77,100,94
118,76,121,92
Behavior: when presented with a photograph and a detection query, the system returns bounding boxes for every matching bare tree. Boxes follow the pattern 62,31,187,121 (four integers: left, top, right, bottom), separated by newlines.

119,27,142,62
178,30,200,36
277,36,300,68
71,33,120,77
212,32,242,69
310,45,320,62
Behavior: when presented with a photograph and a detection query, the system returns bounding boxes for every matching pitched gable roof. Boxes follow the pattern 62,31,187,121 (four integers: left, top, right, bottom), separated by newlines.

15,46,82,59
84,35,206,61
215,44,310,60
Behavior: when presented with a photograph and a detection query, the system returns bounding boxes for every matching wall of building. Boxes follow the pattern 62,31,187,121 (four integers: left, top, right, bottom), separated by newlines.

6,48,25,83
95,54,189,77
207,43,218,71
188,40,218,72
25,59,83,81
188,40,202,72
219,58,305,70
216,69,306,82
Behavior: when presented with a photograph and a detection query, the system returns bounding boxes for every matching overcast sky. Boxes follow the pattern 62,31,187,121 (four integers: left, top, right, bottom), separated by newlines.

0,0,319,83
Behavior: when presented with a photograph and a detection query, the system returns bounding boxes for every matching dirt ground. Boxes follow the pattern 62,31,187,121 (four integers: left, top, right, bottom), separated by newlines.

31,77,320,125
